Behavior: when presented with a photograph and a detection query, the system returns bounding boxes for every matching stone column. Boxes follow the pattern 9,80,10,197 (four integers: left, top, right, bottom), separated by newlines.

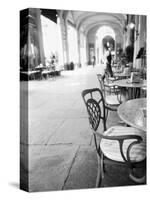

59,17,70,67
64,19,70,64
114,38,117,59
125,15,134,48
77,30,81,67
58,16,66,66
139,15,146,69
139,15,146,48
126,28,131,47
133,15,146,69
133,15,140,69
34,8,45,66
86,37,88,65
123,30,127,52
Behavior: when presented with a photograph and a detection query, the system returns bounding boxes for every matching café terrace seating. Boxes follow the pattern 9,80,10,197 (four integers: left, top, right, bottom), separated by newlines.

20,63,61,81
81,88,146,187
20,68,41,80
97,73,126,119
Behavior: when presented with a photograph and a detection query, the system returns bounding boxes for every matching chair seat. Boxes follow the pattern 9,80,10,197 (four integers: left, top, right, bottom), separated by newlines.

105,94,120,105
104,82,116,87
100,126,146,163
42,70,49,74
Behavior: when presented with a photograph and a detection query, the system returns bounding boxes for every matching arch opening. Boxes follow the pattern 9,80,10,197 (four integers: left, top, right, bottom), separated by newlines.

95,26,116,64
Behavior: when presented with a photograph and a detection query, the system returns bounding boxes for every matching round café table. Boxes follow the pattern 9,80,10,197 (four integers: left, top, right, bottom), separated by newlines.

35,65,46,69
117,98,146,183
114,79,146,88
113,72,131,80
114,79,147,99
118,98,146,132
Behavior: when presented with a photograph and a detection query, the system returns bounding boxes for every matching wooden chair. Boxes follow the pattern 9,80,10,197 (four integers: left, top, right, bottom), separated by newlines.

81,88,146,187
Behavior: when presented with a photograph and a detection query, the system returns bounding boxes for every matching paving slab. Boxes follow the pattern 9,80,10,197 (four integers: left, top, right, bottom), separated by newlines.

28,119,65,144
48,118,92,145
28,144,79,192
63,145,97,190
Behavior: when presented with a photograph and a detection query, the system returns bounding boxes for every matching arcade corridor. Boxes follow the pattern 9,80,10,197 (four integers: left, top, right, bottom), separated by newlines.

20,8,147,192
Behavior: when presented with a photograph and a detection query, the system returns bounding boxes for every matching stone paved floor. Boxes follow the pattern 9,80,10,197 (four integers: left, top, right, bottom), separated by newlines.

20,65,145,192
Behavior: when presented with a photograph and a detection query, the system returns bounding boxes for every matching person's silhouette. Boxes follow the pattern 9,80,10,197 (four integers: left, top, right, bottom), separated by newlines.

106,48,113,77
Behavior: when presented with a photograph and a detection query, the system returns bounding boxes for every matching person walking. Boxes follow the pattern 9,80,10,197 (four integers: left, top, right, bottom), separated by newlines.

106,48,113,77
92,55,96,67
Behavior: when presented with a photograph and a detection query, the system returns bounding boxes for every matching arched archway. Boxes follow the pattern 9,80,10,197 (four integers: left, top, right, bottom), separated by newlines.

102,35,115,50
95,26,116,64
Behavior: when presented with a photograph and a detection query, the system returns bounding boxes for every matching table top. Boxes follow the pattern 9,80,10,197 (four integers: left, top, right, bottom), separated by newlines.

113,72,130,77
118,98,146,132
35,65,46,69
114,79,147,88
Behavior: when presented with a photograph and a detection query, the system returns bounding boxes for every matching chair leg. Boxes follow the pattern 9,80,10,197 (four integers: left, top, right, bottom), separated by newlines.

96,153,104,187
101,154,105,179
129,167,146,184
105,108,109,120
129,173,146,184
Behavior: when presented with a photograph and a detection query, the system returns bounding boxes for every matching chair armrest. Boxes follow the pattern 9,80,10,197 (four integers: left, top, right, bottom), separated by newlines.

94,130,142,142
94,130,143,164
105,104,117,112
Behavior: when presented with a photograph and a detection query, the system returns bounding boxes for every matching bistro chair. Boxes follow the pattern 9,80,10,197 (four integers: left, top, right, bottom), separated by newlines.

140,86,147,98
81,88,146,187
97,74,124,118
48,63,56,79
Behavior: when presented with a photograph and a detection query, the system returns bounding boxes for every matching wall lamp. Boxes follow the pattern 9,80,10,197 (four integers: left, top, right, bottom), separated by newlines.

129,22,135,29
124,22,140,41
129,22,140,41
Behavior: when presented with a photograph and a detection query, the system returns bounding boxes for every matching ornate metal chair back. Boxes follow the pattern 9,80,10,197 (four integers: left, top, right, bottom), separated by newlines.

81,88,106,132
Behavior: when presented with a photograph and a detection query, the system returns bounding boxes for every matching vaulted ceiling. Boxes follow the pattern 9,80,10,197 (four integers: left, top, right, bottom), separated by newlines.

59,10,127,36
